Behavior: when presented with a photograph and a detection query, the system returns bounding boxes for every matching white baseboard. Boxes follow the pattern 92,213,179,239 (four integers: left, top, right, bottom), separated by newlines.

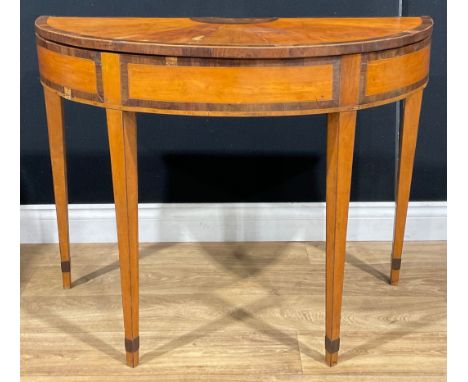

20,202,446,244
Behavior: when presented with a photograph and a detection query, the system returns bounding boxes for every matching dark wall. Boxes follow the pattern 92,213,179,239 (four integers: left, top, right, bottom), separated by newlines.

403,0,447,201
20,0,446,204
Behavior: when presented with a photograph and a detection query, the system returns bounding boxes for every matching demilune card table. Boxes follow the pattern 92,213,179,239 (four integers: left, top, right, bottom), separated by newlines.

35,15,433,368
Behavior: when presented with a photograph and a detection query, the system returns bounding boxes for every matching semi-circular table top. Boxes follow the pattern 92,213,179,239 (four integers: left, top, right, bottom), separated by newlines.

35,16,433,59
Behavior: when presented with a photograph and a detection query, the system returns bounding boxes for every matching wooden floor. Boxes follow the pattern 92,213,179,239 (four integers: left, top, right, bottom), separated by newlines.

21,241,446,381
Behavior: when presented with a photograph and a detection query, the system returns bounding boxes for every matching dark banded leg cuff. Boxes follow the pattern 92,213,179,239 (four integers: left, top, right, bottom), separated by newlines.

61,260,71,272
325,336,340,353
125,337,140,353
391,258,401,270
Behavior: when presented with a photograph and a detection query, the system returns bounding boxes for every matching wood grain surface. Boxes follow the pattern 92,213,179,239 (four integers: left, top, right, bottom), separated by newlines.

35,16,433,59
21,241,446,381
37,45,97,97
365,45,430,97
126,62,335,104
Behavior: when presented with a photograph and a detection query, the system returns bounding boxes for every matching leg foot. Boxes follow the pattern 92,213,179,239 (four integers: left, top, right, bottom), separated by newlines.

125,337,140,367
61,261,72,289
390,258,401,285
126,351,139,368
325,351,339,367
325,336,340,367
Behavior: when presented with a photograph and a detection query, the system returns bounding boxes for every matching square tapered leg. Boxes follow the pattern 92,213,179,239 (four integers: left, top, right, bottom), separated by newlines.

325,111,357,366
107,109,140,367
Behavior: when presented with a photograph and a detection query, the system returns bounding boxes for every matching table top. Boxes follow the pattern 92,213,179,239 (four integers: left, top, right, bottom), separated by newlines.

35,16,432,59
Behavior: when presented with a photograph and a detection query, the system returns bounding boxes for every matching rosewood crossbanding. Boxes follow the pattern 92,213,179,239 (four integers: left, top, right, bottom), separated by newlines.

35,16,433,368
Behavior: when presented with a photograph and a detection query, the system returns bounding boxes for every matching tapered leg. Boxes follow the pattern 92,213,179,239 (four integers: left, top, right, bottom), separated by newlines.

325,111,357,366
107,109,139,367
44,87,71,289
390,90,423,285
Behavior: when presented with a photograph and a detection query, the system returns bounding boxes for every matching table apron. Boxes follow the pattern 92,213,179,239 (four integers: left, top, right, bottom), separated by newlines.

36,35,431,117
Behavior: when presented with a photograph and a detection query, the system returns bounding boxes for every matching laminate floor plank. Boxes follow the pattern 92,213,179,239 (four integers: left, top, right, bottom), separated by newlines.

21,294,445,334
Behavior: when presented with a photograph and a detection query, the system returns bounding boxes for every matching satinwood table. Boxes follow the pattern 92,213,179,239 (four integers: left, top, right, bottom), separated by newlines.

35,16,433,368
